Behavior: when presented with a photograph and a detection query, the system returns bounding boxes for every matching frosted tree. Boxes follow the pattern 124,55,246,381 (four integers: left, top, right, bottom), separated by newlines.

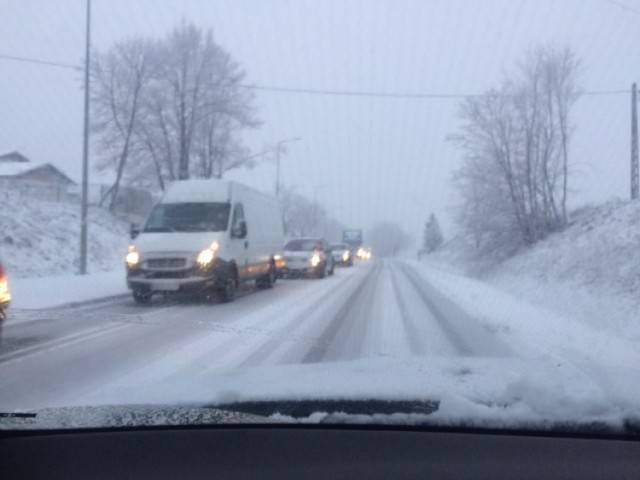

91,38,154,210
451,46,580,252
423,213,444,253
92,22,260,194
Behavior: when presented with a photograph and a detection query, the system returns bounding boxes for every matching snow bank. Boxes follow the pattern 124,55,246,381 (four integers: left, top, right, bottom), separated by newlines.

0,190,130,279
426,198,640,341
8,270,128,310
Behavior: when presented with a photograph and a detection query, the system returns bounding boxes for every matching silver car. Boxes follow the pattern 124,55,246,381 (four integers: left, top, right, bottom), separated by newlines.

283,238,335,278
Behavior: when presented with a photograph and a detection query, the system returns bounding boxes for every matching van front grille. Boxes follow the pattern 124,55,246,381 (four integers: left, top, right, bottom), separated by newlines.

147,258,187,269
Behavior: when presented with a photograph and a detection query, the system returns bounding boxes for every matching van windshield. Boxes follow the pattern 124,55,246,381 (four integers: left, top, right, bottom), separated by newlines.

144,203,231,233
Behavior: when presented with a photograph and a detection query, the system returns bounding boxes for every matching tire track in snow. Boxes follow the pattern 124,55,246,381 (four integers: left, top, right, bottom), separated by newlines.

387,262,430,356
301,263,383,363
73,268,373,397
396,261,513,357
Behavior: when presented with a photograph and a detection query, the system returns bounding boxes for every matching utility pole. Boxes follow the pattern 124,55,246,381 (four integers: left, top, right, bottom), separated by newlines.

79,0,91,274
632,83,639,200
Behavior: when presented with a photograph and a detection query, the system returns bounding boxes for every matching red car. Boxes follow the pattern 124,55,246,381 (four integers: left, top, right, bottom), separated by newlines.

0,260,10,320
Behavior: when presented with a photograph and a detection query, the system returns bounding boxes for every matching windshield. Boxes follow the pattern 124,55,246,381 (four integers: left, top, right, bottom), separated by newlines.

2,0,640,437
284,239,322,251
144,203,230,233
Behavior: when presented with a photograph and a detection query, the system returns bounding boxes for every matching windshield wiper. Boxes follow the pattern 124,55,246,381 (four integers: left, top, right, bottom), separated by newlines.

144,226,177,233
211,399,440,419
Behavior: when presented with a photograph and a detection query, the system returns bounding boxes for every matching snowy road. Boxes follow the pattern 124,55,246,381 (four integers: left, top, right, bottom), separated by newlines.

0,260,526,410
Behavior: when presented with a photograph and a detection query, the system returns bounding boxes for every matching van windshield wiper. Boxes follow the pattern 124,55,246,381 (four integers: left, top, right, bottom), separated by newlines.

144,226,177,233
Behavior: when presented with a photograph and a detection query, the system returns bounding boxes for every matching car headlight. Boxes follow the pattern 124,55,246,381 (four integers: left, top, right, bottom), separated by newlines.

310,253,321,267
197,241,219,266
126,245,140,267
342,251,350,261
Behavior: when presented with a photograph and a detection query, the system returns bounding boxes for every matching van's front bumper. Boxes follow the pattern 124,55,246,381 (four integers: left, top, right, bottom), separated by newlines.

127,258,226,294
127,276,216,294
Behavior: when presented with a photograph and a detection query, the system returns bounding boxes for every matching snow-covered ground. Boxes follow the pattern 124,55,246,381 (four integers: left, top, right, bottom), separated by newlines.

2,260,635,431
0,190,129,279
3,195,640,431
426,198,640,342
8,270,127,310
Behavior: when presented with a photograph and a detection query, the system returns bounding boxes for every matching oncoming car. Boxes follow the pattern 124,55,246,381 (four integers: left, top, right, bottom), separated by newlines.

283,238,335,278
357,246,372,260
330,243,354,267
0,259,10,320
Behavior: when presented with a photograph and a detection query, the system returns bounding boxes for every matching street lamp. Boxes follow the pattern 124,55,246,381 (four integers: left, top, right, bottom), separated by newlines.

275,137,302,198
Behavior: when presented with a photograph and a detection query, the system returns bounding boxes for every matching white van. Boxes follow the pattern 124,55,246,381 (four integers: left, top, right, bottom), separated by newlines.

125,179,284,304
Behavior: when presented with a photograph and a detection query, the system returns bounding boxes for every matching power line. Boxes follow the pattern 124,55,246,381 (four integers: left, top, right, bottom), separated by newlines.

0,51,633,99
0,53,80,71
242,84,475,99
241,84,629,99
603,0,640,17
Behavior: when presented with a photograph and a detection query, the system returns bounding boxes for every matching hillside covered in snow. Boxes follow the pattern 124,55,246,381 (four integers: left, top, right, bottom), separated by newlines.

427,198,640,340
0,190,129,279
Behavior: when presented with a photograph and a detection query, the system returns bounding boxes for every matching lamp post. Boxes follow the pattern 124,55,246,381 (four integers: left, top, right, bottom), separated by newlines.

275,137,301,198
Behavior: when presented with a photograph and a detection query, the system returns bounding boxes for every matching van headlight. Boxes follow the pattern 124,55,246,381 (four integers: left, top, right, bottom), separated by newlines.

126,245,140,267
197,241,219,266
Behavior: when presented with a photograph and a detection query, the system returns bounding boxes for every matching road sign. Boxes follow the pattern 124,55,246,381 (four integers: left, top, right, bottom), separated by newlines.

343,229,363,246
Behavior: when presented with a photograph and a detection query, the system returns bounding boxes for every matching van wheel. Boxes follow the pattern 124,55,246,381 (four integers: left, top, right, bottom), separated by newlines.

218,275,236,303
133,291,152,304
256,263,276,289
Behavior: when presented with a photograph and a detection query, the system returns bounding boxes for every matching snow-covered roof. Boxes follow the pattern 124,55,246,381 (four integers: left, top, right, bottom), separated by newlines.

0,162,76,184
0,162,43,176
162,179,233,203
0,151,30,163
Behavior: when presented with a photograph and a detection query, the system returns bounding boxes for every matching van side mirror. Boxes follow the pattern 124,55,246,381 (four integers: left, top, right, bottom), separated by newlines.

130,224,140,240
231,220,247,239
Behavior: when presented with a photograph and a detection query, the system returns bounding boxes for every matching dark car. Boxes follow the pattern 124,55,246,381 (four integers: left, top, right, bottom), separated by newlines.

0,259,11,320
283,238,335,278
330,243,354,267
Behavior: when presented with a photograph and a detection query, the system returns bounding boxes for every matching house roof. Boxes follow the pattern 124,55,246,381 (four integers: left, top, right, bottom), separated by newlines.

0,162,76,185
0,151,31,163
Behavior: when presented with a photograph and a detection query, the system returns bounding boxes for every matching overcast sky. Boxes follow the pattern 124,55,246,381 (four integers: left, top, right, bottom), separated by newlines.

1,0,639,241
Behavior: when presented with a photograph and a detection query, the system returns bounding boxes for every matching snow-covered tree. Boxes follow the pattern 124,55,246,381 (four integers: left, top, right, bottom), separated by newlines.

92,22,260,194
450,46,580,252
423,213,444,253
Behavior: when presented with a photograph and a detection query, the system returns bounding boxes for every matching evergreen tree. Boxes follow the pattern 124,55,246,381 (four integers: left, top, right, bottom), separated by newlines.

424,213,444,253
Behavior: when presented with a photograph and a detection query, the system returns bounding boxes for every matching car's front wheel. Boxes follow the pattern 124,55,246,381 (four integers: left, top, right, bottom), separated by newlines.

256,263,276,289
217,272,237,303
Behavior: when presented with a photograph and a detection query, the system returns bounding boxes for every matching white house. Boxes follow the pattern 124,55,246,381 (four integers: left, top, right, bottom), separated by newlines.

0,151,76,201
